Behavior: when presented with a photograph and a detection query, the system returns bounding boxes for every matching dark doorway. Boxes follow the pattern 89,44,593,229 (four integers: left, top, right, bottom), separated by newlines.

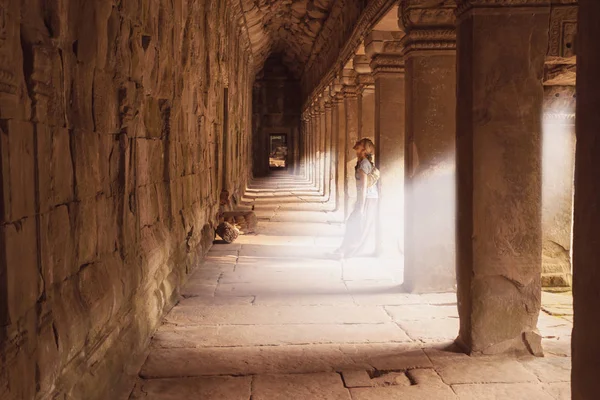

269,134,288,169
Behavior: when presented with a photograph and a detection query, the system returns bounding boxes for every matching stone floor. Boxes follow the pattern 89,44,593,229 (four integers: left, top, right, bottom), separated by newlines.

129,173,573,399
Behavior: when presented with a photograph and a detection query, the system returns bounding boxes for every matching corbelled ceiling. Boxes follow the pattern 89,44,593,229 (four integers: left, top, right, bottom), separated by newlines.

239,0,337,78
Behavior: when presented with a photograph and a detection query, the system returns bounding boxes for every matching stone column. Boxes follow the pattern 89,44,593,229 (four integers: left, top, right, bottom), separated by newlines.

542,86,575,289
311,103,321,190
455,0,549,355
365,31,406,258
331,79,346,215
342,67,359,218
317,97,327,195
573,1,600,397
323,92,333,200
354,55,375,142
302,113,310,181
399,1,457,292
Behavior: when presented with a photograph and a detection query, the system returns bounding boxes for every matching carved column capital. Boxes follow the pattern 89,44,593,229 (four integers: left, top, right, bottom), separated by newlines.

330,78,344,103
353,55,372,75
399,0,457,56
365,31,406,76
341,68,358,99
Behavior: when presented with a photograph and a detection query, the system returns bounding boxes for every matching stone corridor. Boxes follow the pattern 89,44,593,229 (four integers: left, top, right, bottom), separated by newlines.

129,174,572,400
2,0,600,399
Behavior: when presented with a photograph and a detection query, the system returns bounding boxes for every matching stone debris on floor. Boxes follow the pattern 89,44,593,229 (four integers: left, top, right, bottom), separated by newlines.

130,174,572,400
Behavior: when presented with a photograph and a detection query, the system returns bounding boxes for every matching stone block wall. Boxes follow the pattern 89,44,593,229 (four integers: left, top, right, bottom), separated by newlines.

0,0,252,398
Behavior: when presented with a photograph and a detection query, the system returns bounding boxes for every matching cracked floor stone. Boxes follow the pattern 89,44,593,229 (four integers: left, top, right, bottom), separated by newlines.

131,174,572,399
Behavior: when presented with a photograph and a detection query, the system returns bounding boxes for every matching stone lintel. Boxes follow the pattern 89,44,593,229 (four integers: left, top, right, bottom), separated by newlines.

399,0,456,32
456,0,551,17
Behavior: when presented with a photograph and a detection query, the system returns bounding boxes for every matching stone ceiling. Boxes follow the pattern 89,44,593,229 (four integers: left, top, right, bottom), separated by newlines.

240,0,337,78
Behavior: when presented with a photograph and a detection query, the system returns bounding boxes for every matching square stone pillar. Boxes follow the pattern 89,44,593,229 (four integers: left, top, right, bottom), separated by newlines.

323,93,334,200
354,55,376,143
455,0,549,355
310,106,319,187
365,32,406,258
342,67,359,218
331,80,347,215
317,98,327,195
312,103,323,191
542,86,575,289
399,1,457,292
573,1,600,397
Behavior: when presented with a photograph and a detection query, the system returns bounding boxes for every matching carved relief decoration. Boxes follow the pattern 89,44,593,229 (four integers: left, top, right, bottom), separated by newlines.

398,1,456,55
456,0,551,15
547,5,578,58
370,53,406,75
0,0,16,96
399,0,456,31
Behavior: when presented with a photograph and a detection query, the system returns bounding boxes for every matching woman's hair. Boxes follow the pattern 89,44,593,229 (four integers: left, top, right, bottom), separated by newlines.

353,138,375,164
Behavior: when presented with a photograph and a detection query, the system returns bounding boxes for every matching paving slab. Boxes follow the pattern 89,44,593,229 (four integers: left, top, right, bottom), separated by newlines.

386,305,459,321
350,370,457,400
452,383,554,400
219,269,342,283
180,282,217,297
140,344,427,378
238,244,334,259
341,370,411,388
428,351,539,384
253,373,351,400
177,295,255,306
164,305,391,325
396,318,459,342
152,323,412,347
518,356,571,383
215,280,350,297
543,382,570,400
338,345,432,371
130,376,251,399
542,338,571,357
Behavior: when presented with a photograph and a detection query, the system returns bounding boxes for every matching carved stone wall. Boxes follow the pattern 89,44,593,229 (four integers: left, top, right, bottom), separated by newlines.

0,0,253,398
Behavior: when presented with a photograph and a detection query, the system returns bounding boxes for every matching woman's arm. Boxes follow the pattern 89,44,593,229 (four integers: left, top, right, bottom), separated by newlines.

356,168,368,214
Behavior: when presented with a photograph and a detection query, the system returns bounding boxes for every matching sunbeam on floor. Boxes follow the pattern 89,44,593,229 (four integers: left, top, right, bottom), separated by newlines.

130,173,572,400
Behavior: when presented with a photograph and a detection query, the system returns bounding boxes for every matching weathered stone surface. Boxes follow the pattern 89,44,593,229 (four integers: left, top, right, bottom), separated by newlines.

518,356,571,383
253,373,351,400
456,3,549,354
165,305,391,325
542,85,576,289
152,323,411,347
432,355,538,385
0,0,254,397
341,370,411,388
452,383,554,400
350,369,456,400
131,376,252,399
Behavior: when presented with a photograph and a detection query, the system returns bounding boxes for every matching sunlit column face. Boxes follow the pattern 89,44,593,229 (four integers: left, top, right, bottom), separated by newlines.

541,86,576,286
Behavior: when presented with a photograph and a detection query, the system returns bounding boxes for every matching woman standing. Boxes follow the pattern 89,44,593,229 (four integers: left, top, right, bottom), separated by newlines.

336,138,379,258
